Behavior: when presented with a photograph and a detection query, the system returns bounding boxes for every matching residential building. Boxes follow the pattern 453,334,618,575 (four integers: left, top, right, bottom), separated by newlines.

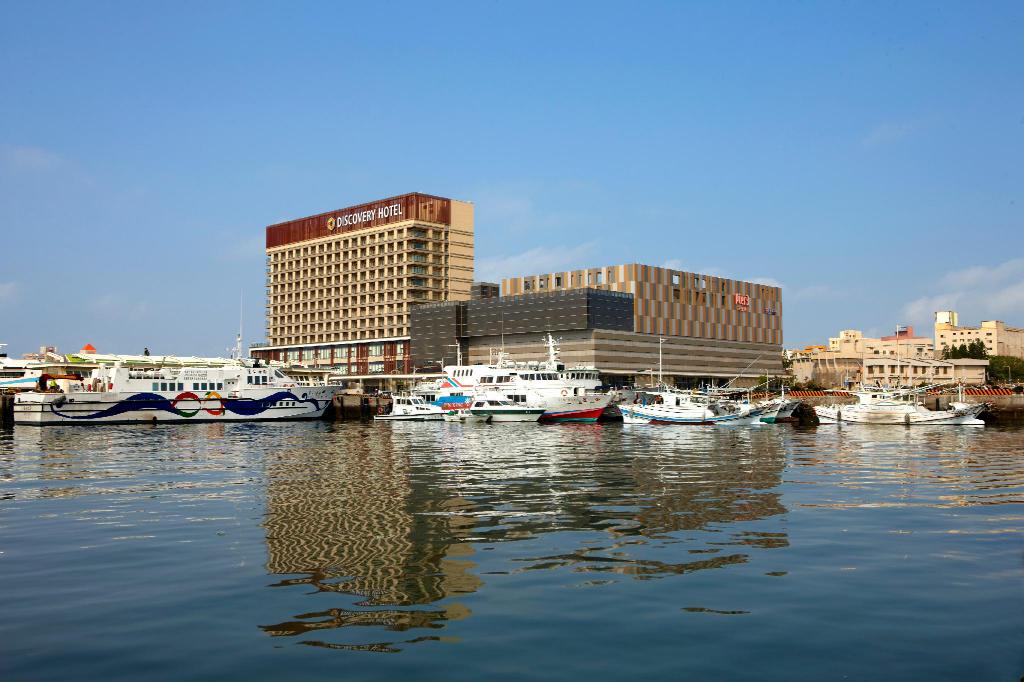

934,311,1024,359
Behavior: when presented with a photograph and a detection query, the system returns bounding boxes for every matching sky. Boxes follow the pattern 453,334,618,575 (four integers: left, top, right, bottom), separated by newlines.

1,1,1022,357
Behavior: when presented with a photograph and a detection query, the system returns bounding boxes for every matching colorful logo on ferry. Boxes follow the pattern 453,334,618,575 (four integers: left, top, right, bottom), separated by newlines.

49,390,322,420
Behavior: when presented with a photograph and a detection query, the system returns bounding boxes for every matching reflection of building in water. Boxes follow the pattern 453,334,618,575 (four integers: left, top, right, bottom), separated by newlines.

262,426,482,607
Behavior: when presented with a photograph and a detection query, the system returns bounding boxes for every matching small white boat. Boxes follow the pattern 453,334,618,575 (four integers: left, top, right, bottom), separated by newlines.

620,389,762,425
814,384,986,425
468,395,546,423
375,395,444,421
757,385,801,424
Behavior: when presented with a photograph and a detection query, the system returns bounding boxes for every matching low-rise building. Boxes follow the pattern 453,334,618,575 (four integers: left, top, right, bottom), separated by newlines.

790,327,985,386
934,311,1024,359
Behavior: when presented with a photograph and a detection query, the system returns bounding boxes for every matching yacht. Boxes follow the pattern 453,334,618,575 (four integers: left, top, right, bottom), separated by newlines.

815,384,986,425
375,395,444,421
425,336,611,422
14,362,336,425
467,394,546,422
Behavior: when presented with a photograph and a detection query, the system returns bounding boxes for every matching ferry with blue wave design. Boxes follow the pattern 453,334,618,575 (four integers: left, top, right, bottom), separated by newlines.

13,362,337,425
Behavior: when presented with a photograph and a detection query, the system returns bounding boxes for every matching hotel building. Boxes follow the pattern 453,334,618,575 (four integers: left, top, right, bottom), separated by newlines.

412,264,784,386
251,193,474,375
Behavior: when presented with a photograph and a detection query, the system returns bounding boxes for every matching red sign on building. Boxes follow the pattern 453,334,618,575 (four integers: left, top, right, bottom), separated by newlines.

734,293,750,311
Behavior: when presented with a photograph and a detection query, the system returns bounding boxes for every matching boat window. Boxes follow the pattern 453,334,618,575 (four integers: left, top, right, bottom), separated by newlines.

161,382,168,391
178,383,184,390
474,402,485,408
193,383,199,390
217,383,223,390
152,383,159,391
481,377,493,383
246,376,252,384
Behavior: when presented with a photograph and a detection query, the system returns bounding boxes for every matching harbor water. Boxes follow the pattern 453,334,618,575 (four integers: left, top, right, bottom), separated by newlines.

1,421,1021,680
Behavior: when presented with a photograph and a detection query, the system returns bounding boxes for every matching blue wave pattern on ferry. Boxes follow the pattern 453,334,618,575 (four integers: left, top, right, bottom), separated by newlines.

49,391,321,420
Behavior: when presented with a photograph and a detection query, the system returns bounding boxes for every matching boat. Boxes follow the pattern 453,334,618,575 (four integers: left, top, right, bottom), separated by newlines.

374,394,444,421
814,383,986,425
424,336,611,423
13,362,337,425
467,394,546,422
620,388,762,425
757,384,801,424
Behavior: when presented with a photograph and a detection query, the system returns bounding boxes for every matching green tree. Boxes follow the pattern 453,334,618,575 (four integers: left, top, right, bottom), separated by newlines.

940,344,950,360
987,355,1024,384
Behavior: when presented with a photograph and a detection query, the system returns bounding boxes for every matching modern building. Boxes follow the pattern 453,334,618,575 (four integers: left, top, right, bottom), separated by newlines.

412,264,784,386
935,311,1024,359
251,193,474,376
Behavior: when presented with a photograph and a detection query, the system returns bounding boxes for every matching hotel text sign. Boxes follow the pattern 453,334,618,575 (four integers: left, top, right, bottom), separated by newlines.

327,203,403,231
734,293,750,311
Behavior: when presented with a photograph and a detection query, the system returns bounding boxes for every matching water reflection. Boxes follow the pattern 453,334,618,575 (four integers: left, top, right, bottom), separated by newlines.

259,422,790,650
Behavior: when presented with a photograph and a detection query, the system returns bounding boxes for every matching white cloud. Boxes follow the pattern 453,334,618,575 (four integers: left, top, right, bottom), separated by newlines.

0,282,18,305
902,258,1024,329
475,242,600,283
1,145,65,172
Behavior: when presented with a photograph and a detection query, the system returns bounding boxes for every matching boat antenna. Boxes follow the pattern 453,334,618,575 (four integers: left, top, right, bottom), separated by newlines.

235,290,244,361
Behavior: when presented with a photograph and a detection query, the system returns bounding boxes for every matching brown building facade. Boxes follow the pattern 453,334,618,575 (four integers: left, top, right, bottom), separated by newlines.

502,264,782,346
252,192,474,375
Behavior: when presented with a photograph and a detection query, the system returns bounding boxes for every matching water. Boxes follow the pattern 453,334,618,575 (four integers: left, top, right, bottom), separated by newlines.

1,421,1021,681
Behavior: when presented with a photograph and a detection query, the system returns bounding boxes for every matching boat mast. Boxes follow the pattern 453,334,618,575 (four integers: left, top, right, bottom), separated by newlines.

658,337,666,388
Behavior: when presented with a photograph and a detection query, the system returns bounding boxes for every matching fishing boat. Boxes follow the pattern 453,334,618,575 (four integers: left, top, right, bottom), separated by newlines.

13,362,336,425
375,394,444,421
814,384,986,425
620,389,762,425
756,384,801,424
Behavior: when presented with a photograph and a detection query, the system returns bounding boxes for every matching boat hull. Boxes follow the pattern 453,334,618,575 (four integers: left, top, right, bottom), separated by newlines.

814,403,986,425
540,405,606,423
619,404,760,425
14,387,335,425
471,408,544,422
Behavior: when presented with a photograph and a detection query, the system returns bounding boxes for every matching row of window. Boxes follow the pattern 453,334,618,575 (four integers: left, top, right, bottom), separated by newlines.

152,382,225,392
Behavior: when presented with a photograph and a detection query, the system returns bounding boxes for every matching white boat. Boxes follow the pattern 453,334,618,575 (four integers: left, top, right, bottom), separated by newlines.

375,395,444,421
468,394,546,422
620,389,762,425
426,335,611,422
14,362,336,425
814,384,986,425
757,385,801,424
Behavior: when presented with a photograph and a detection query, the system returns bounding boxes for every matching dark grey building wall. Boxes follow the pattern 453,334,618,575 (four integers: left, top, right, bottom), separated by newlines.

410,289,633,368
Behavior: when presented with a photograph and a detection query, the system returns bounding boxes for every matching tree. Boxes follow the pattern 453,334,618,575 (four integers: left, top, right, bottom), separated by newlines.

987,355,1024,384
940,344,950,360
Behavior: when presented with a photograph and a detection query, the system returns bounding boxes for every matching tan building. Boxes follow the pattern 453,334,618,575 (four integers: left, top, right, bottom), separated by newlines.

791,327,985,387
503,264,782,345
490,264,784,385
934,311,1024,359
828,327,934,358
252,193,474,374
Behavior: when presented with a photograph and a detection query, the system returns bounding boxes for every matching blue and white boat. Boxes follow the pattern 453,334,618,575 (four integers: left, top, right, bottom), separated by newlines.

13,362,337,425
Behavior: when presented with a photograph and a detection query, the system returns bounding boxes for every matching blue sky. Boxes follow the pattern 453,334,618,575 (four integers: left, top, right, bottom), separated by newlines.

1,2,1022,356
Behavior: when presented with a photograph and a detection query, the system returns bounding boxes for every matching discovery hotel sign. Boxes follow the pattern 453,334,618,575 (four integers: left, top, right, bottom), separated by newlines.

327,202,403,231
266,192,453,248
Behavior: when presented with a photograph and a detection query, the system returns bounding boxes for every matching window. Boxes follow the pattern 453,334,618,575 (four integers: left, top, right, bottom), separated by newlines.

161,382,168,391
178,383,184,391
193,383,199,390
555,275,562,287
152,383,159,390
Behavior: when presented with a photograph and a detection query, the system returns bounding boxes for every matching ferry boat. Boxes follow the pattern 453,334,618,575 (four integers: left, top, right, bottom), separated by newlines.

814,383,986,425
423,337,611,423
13,362,336,425
620,389,762,425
